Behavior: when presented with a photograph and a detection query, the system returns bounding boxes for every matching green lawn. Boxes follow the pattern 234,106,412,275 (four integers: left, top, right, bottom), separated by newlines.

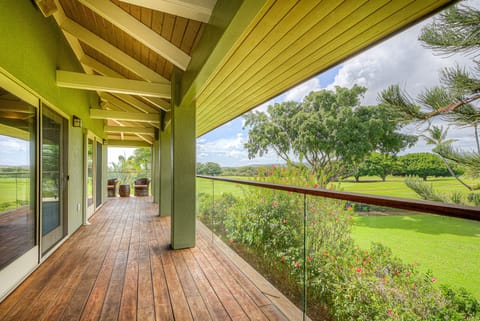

0,177,30,212
352,214,480,298
337,176,477,199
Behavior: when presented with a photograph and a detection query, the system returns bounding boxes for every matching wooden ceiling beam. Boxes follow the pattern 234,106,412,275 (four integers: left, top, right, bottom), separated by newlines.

56,71,171,98
107,139,151,147
90,109,160,123
104,126,155,135
60,17,169,84
80,55,171,111
78,0,191,70
118,0,215,23
99,92,156,114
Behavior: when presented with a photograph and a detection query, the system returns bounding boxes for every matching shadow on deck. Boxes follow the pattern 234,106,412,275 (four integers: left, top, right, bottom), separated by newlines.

0,197,292,321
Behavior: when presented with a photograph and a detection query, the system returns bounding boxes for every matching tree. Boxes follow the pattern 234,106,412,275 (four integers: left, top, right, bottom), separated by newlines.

380,3,480,190
196,162,222,176
355,153,399,182
244,86,416,183
398,153,460,181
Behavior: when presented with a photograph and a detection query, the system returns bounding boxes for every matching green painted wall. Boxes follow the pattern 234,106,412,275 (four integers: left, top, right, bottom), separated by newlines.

0,1,106,234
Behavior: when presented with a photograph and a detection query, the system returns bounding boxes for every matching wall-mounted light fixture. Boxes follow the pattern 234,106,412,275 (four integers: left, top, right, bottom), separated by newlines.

72,115,82,128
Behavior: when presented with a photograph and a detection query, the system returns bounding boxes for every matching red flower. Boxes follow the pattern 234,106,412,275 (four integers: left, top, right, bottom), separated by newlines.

307,256,312,262
432,277,437,283
355,267,362,273
272,201,278,207
282,218,287,225
280,256,286,263
387,309,393,316
294,261,301,268
314,183,319,188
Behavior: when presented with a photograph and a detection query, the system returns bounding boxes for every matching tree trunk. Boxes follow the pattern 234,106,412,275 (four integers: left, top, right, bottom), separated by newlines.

475,123,480,154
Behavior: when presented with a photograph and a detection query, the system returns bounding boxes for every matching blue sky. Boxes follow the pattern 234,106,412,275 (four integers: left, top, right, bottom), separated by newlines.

196,1,479,167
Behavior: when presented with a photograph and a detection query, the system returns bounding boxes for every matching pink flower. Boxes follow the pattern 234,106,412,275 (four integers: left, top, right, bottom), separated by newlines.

432,277,437,283
355,267,362,273
229,239,234,244
280,256,286,263
294,261,301,268
272,201,278,207
381,278,387,284
387,309,393,316
282,218,286,225
307,256,312,262
314,183,319,188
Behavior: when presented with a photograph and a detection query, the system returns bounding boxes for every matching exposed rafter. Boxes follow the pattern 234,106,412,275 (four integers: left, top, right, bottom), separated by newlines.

107,139,151,147
118,0,215,23
80,55,171,111
99,93,156,114
78,0,191,70
56,71,171,98
59,17,169,84
90,109,160,123
104,126,155,135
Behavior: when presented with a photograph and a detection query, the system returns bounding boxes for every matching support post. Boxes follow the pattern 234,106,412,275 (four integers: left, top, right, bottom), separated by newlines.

159,124,172,216
171,68,196,249
152,128,160,204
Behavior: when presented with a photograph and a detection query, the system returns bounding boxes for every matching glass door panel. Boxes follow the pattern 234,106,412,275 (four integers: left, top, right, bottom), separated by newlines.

0,87,37,269
96,141,102,208
41,106,67,254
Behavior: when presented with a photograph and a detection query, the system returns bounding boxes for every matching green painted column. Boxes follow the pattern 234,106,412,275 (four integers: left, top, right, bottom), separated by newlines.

171,68,196,249
152,129,160,204
159,124,172,217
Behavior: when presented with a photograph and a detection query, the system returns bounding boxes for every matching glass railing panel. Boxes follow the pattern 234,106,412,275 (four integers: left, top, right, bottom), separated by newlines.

198,178,307,314
305,198,480,320
197,176,214,240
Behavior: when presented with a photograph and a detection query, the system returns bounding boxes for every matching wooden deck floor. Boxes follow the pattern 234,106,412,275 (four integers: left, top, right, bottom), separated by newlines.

0,197,288,321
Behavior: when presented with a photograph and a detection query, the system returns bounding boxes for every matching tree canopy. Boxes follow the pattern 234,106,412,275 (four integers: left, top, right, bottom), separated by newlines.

380,3,480,191
244,85,416,183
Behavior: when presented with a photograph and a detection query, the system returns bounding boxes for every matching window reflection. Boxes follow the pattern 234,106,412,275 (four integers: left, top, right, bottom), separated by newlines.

0,87,36,270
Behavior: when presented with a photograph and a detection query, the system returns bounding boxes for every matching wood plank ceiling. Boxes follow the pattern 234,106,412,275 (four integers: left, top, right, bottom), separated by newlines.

194,0,454,136
37,0,454,142
37,0,207,145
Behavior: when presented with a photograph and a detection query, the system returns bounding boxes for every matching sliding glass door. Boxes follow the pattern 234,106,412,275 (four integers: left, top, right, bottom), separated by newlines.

0,82,38,299
41,106,67,254
86,133,103,219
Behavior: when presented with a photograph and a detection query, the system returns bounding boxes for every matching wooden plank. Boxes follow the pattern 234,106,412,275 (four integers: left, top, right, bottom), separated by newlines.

182,251,229,321
118,0,215,23
149,230,175,321
162,259,193,320
90,109,160,123
56,71,171,98
78,0,191,70
60,17,169,83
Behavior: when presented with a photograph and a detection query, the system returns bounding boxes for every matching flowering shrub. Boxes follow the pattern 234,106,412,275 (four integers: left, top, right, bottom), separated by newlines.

198,166,479,320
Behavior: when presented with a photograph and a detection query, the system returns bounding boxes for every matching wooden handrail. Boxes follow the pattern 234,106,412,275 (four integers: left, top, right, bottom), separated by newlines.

197,175,480,221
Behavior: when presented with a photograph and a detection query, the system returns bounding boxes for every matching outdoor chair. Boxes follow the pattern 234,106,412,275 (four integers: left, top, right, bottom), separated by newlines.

134,178,150,197
107,178,119,197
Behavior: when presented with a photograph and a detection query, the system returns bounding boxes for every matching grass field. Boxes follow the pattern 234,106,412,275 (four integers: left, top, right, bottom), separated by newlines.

337,176,478,199
353,214,480,298
197,176,480,298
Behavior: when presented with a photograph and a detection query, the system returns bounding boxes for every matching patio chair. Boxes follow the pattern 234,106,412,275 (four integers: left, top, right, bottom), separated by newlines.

134,178,150,196
107,178,119,197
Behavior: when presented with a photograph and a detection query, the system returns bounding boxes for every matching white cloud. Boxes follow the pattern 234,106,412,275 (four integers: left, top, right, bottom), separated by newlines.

327,21,473,106
284,77,321,102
